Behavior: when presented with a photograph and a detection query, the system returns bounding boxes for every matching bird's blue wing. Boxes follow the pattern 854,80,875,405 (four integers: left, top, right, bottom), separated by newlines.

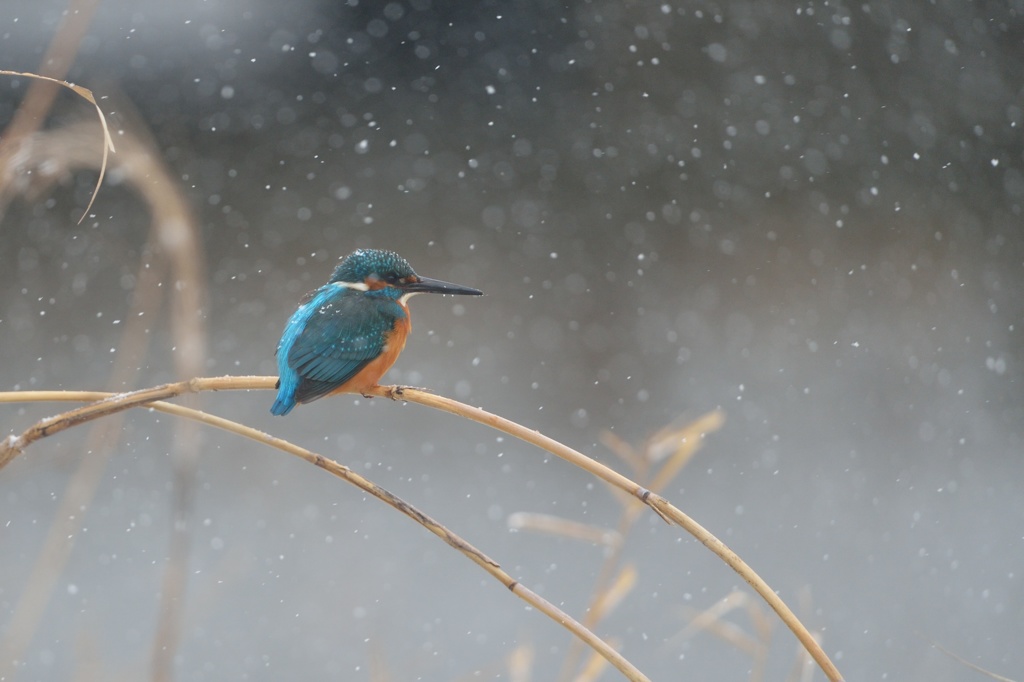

272,285,393,414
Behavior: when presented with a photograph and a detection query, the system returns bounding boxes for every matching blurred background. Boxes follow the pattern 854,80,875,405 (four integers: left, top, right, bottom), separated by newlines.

1,0,1022,679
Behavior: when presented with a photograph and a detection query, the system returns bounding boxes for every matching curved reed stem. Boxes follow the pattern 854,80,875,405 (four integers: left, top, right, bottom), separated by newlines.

0,385,647,682
0,376,844,681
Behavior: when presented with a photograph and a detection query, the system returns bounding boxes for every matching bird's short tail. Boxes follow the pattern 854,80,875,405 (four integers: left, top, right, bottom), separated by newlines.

270,398,294,416
270,378,295,416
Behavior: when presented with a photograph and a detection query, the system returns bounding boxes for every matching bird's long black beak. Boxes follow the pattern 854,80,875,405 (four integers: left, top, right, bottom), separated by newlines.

403,276,483,296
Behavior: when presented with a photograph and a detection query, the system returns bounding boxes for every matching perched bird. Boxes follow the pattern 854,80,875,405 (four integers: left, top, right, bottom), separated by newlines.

271,249,482,415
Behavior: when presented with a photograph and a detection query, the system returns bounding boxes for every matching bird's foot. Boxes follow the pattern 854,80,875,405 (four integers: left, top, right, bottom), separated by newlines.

379,384,433,401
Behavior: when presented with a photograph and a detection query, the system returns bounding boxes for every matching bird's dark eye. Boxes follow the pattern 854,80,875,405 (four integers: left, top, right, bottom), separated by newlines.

384,272,400,284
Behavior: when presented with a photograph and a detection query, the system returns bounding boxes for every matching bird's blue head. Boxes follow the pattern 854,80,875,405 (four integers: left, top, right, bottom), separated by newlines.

328,249,483,299
330,249,414,287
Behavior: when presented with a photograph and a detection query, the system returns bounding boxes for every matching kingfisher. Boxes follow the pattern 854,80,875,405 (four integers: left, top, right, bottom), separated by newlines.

271,248,482,416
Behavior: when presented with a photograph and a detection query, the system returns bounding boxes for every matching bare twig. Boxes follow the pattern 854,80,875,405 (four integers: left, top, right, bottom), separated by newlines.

677,592,760,652
0,69,114,223
1,388,650,682
558,411,723,681
507,644,534,682
923,637,1017,682
576,637,623,682
0,0,105,225
507,512,621,547
589,565,637,624
0,0,101,142
0,96,208,680
0,378,844,681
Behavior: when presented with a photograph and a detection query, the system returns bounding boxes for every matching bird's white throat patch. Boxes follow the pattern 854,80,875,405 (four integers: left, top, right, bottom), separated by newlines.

399,291,423,305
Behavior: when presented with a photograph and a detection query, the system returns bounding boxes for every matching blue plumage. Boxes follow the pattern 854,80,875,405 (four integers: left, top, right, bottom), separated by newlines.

271,249,482,415
271,285,402,415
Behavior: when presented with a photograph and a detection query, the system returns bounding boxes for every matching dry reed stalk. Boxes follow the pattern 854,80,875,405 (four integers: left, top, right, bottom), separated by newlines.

924,639,1016,682
679,595,761,654
670,589,775,682
0,0,101,143
574,637,623,682
0,379,845,681
557,411,724,681
0,85,208,678
0,386,651,681
0,71,114,223
506,644,534,682
506,512,621,547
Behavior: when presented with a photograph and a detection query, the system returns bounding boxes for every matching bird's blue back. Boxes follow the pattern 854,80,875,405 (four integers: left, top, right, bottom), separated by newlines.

271,283,406,415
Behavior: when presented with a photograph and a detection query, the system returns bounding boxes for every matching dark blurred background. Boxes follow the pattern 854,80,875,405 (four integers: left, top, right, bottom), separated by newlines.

2,0,1022,679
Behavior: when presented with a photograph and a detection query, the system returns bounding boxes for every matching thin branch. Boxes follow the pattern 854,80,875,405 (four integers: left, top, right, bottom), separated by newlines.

0,0,103,224
369,386,843,682
560,410,721,681
0,69,115,223
1,389,649,682
924,637,1017,682
0,377,845,681
506,512,621,547
0,0,101,142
